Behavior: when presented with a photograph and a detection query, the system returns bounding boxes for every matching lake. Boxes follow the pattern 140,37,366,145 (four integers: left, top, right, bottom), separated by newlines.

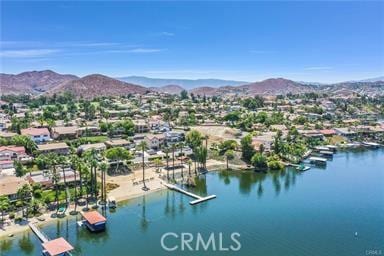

1,149,383,256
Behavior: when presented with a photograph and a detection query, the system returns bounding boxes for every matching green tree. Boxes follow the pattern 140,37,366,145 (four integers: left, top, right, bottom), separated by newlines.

17,184,32,219
105,147,132,174
180,90,189,100
224,150,235,170
240,134,255,163
0,196,10,222
251,153,268,171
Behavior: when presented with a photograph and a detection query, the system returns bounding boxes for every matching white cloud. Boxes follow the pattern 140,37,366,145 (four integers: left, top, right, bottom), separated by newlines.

0,49,60,58
160,32,175,36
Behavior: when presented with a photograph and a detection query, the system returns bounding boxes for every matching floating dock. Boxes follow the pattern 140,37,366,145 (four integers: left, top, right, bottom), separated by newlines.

164,183,216,205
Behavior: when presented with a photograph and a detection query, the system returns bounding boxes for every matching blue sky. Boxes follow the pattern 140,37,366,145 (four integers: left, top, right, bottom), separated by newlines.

1,1,383,83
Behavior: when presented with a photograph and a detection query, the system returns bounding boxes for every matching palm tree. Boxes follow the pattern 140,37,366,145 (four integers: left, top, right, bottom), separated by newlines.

58,156,68,206
17,185,32,219
99,162,108,205
225,150,235,170
171,144,176,180
139,141,148,190
47,153,61,211
164,147,170,180
187,160,192,177
179,143,184,179
153,158,162,173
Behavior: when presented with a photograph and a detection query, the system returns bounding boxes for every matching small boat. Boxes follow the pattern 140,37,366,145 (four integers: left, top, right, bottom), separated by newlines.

296,164,310,171
107,197,117,209
57,206,67,217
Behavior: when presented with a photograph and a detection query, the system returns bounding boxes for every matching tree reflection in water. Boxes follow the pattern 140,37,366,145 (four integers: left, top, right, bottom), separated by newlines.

202,168,299,198
18,233,34,255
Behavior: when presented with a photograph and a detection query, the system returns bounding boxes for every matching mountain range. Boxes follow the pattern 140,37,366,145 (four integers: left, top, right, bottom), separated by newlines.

0,70,383,98
117,76,247,90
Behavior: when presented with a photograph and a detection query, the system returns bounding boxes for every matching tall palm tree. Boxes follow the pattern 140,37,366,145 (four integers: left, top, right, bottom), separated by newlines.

179,143,184,180
171,144,176,180
17,185,32,219
138,141,148,190
187,160,192,177
99,162,108,205
164,147,170,180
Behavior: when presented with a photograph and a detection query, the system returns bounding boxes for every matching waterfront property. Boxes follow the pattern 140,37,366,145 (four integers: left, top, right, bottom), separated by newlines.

81,211,107,232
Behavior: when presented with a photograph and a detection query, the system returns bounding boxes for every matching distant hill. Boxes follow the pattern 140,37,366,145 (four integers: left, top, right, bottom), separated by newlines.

150,84,185,94
240,78,316,95
117,76,248,90
2,70,383,97
47,74,148,99
351,76,384,83
188,78,317,96
0,70,78,95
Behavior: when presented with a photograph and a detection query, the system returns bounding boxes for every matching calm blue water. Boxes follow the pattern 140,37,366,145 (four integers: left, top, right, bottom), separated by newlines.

1,149,384,256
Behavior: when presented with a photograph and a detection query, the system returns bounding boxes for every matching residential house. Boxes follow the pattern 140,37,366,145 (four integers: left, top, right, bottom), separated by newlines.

21,127,51,143
37,142,70,155
78,143,106,154
27,168,77,188
0,145,29,169
105,139,132,149
52,126,79,140
145,134,165,149
0,176,28,201
133,120,150,133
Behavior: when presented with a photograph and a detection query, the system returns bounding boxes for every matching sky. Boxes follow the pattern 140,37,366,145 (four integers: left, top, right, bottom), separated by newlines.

0,1,383,83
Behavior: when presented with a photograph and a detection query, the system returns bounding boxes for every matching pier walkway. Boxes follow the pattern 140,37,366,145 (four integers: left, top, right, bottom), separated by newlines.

28,223,49,243
163,183,216,205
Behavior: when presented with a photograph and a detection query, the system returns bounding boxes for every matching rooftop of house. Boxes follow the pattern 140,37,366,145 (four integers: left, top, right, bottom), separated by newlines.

0,176,28,196
0,145,26,154
52,126,78,134
37,142,69,151
20,127,50,136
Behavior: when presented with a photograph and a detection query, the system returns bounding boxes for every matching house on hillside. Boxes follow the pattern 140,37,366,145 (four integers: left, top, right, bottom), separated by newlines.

0,176,28,202
145,134,165,150
21,127,51,143
52,126,79,140
37,142,70,155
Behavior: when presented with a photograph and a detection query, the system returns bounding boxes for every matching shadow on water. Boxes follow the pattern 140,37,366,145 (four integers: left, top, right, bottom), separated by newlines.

18,233,34,255
206,167,300,198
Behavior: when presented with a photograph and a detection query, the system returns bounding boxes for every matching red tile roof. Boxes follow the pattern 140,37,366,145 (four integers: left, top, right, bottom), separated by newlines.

0,146,25,154
42,237,73,256
82,211,106,224
20,127,49,136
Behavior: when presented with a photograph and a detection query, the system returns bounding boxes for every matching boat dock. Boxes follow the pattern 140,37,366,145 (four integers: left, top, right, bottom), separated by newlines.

164,183,216,205
29,223,49,243
29,223,74,256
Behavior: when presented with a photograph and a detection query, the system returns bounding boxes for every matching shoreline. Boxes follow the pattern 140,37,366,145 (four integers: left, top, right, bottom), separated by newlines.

0,180,168,239
0,160,235,239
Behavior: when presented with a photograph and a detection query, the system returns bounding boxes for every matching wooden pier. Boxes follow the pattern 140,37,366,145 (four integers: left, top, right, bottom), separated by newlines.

29,223,49,243
164,183,216,205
